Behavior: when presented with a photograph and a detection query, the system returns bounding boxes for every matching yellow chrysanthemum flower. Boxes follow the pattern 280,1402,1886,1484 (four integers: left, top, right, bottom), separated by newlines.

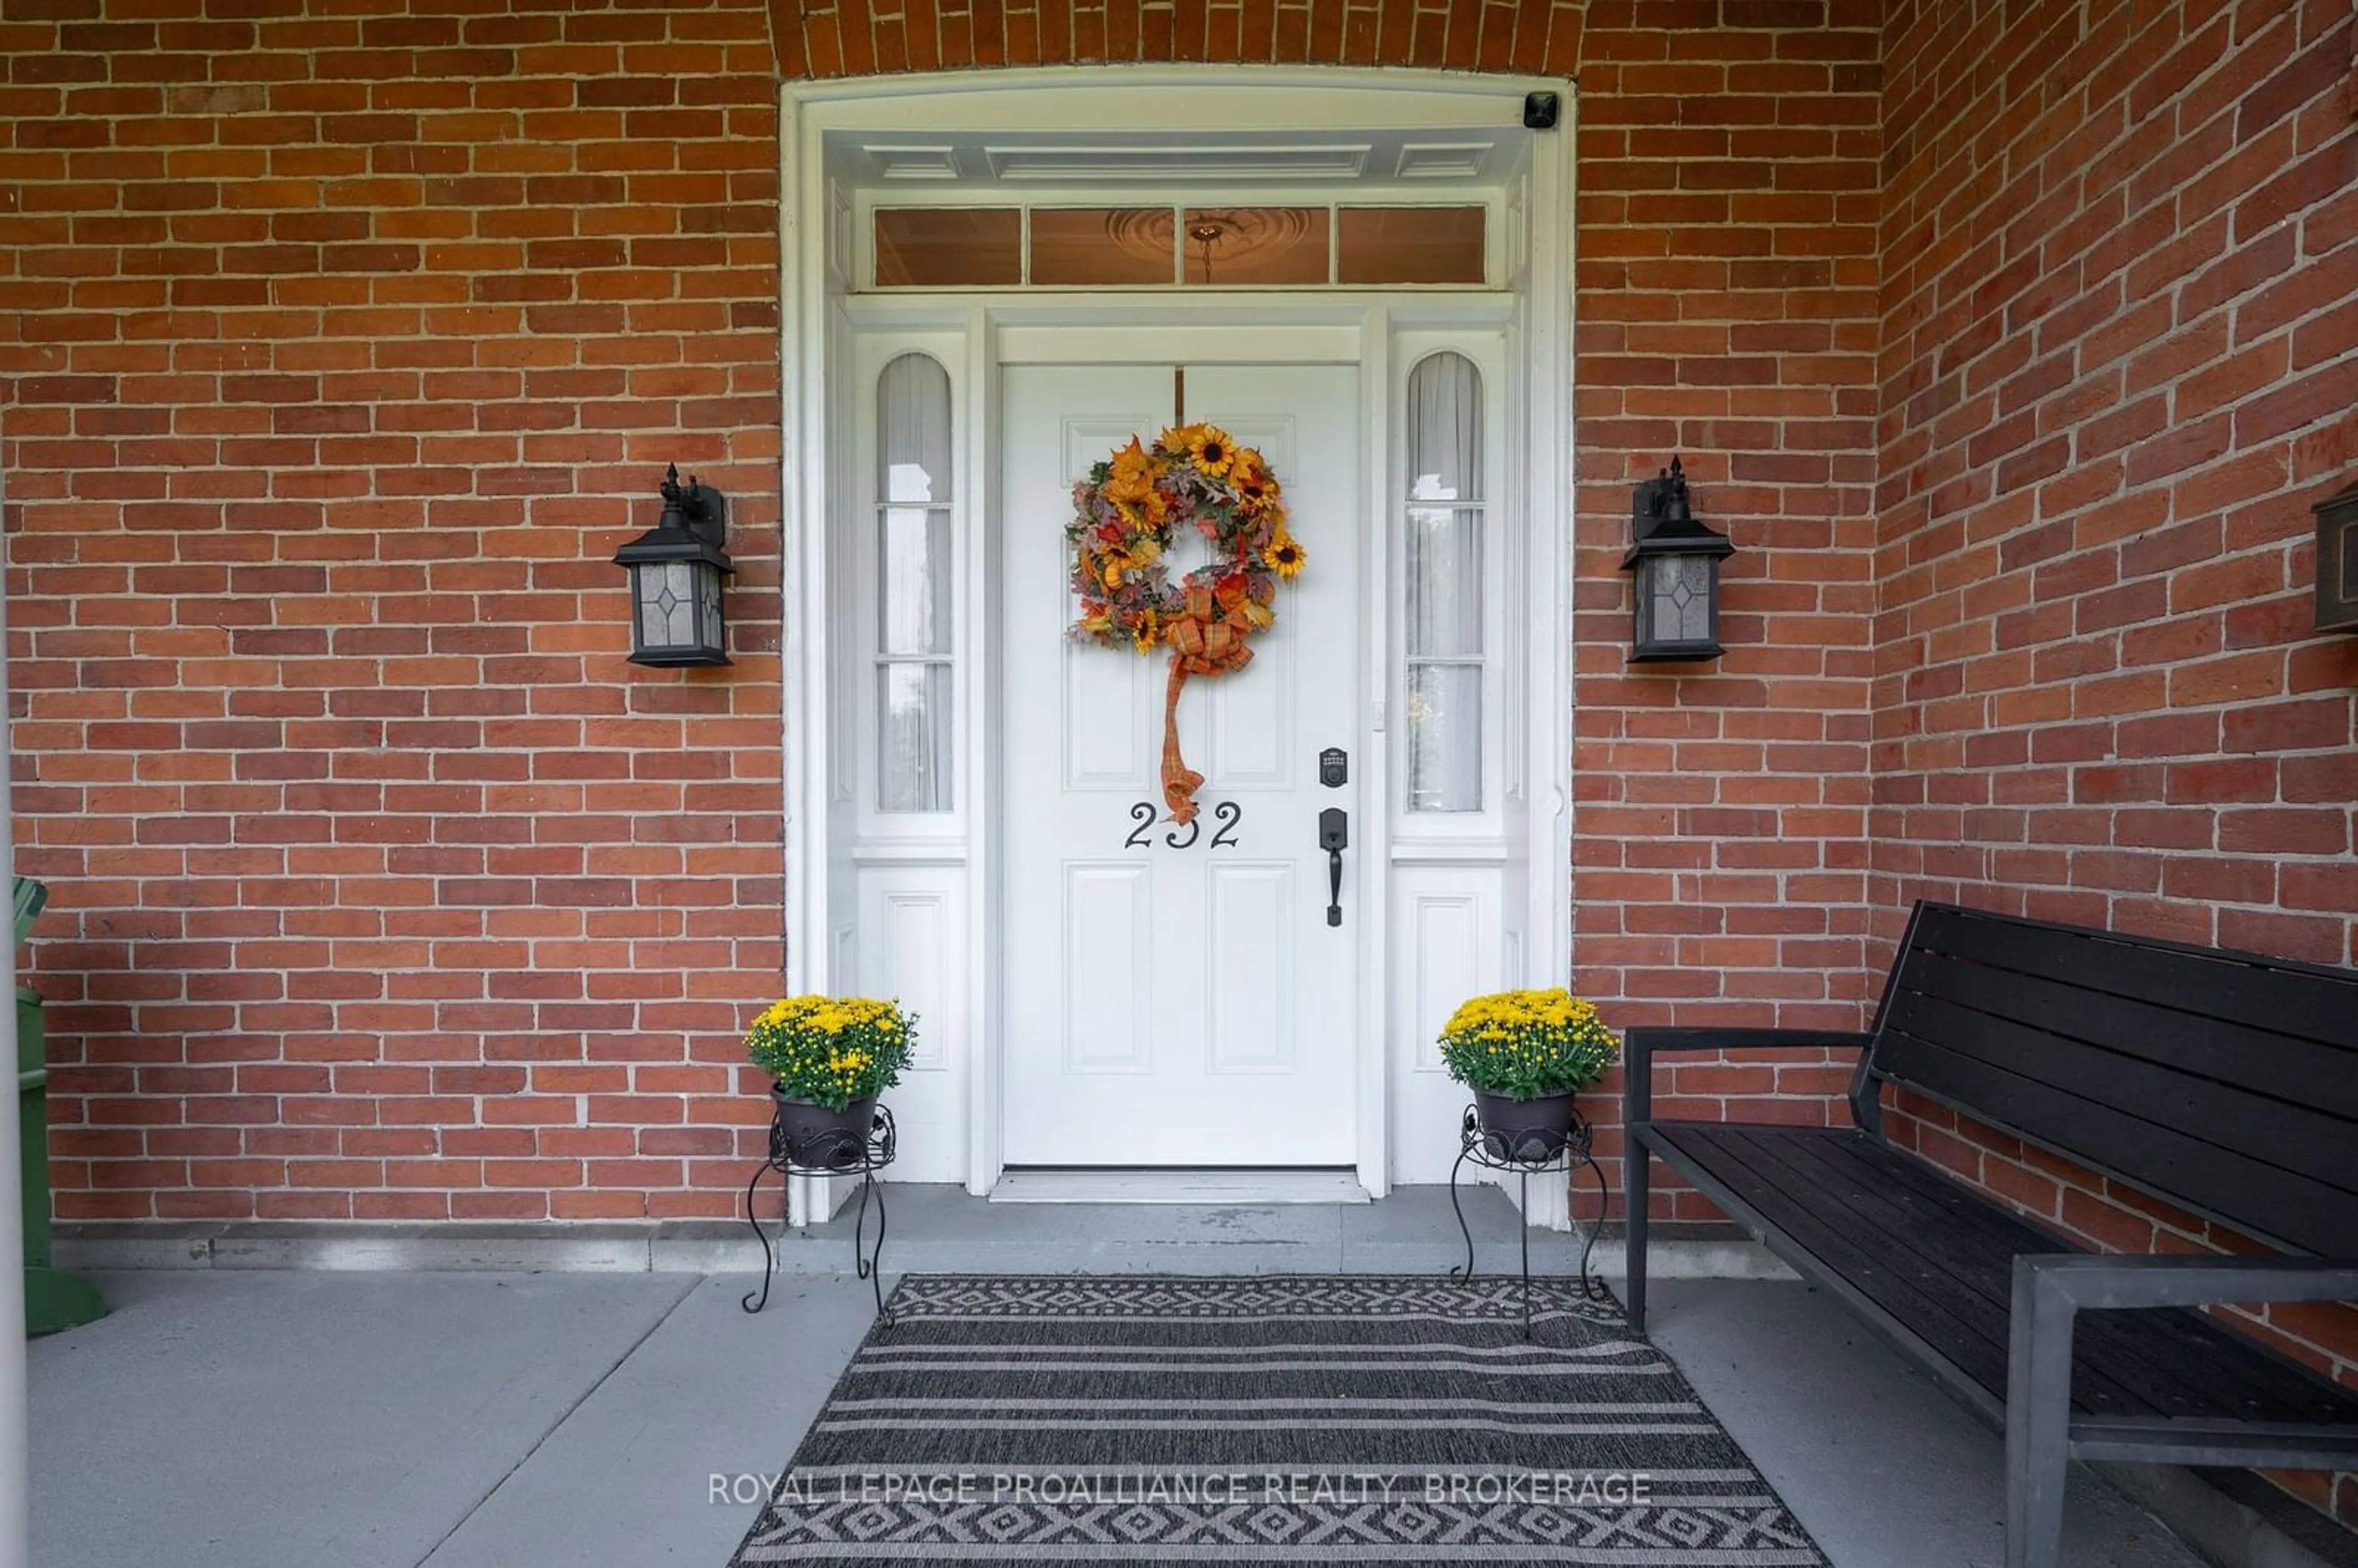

1433,987,1618,1100
744,993,920,1108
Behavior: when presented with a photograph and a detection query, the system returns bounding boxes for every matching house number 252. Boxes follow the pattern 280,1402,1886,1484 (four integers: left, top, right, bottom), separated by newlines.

1124,801,1242,850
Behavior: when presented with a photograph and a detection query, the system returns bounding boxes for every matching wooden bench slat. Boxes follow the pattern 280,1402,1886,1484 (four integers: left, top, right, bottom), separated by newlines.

1761,1130,2186,1419
1904,949,2358,1122
1885,988,2358,1204
1708,1127,2162,1419
1651,1123,2016,1402
1913,903,2358,1049
1708,1125,2281,1422
1765,1130,2358,1426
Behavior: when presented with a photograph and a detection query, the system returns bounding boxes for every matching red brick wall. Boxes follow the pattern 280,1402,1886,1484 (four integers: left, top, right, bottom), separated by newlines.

0,0,785,1221
1871,0,2358,1524
1570,0,1888,1220
766,0,1582,77
0,0,1901,1224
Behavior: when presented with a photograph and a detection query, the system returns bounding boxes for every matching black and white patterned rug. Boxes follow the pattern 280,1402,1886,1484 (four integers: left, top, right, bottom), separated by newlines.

728,1275,1827,1564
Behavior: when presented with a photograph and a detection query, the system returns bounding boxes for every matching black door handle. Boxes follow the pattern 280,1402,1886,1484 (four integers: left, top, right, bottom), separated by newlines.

1318,807,1347,927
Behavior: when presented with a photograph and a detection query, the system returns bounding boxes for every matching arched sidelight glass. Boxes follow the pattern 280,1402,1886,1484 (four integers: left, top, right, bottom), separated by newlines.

876,353,954,812
1404,352,1484,813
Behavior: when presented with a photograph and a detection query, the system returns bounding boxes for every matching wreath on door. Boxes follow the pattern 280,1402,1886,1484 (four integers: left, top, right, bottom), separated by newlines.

1067,423,1305,825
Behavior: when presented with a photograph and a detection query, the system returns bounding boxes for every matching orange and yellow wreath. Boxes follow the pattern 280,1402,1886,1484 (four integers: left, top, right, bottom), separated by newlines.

1068,424,1304,824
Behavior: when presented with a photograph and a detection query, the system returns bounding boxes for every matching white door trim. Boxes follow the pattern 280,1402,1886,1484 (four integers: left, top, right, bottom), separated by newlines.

777,68,1576,1213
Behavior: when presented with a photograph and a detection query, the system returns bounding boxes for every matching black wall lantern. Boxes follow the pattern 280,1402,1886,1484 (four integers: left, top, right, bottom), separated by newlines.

615,463,733,667
1621,455,1733,662
2315,478,2358,634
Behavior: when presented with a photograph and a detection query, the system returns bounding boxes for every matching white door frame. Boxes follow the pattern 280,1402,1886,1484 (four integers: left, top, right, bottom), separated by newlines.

777,68,1576,1208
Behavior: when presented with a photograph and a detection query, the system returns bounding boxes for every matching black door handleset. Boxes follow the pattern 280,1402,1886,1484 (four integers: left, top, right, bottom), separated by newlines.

1318,806,1348,927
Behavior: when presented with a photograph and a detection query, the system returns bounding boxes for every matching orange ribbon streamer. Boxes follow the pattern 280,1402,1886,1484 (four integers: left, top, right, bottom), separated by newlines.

1156,581,1257,824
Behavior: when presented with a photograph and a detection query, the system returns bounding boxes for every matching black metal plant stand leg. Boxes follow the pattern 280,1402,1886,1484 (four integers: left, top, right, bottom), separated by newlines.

848,1159,889,1318
1448,1104,1614,1338
741,1104,897,1323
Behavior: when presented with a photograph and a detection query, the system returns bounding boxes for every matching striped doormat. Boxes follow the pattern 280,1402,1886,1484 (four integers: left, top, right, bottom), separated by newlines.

728,1275,1827,1565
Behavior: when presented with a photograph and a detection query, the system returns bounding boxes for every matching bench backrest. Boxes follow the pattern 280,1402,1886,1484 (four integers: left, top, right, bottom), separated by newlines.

1869,901,2358,1259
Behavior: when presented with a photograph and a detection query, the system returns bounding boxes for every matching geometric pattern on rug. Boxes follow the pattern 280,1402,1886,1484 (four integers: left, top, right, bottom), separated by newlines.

729,1274,1829,1565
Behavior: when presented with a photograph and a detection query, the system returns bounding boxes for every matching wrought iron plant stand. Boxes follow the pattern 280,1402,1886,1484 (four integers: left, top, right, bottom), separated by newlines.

1448,1103,1615,1338
741,1103,897,1322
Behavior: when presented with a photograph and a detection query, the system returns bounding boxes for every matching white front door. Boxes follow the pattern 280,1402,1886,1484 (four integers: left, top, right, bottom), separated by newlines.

1000,361,1363,1166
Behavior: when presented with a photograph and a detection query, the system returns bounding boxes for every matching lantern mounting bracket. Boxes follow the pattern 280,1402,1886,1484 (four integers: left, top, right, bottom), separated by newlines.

662,462,729,548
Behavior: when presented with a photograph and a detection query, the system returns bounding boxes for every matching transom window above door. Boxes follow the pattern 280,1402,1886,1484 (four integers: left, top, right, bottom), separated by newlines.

872,204,1488,290
835,125,1516,293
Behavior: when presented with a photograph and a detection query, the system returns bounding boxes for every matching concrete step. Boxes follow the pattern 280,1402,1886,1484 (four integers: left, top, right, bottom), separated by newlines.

55,1190,1789,1281
753,1182,1788,1282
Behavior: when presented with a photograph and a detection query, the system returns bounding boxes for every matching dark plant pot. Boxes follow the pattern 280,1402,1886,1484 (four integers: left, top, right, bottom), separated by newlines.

772,1089,877,1171
1473,1090,1578,1162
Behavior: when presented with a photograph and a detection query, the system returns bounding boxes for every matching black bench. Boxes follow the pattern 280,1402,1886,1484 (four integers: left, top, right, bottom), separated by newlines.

1625,899,2358,1568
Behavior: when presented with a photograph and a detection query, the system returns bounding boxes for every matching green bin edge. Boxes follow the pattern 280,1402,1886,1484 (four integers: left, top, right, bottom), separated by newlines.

17,984,104,1333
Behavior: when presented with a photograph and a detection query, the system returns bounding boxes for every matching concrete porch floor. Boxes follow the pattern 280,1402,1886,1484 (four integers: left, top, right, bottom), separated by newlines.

31,1256,2247,1568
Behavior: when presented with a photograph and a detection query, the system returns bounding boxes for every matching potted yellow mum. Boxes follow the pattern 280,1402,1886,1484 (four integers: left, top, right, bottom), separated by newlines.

744,995,916,1168
1437,989,1619,1160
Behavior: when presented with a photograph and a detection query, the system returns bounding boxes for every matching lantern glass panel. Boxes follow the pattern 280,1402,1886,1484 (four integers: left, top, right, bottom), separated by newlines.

698,561,725,656
1644,553,1715,647
636,559,699,654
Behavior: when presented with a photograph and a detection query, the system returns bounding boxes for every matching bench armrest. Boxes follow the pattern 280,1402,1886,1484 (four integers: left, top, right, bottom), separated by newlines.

1624,1027,1876,1130
2009,1254,2358,1540
2013,1252,2358,1311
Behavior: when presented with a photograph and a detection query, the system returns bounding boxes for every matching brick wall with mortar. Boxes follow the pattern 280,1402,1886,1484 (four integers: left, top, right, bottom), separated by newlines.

1871,0,2358,1525
1,0,1891,1227
0,0,786,1222
765,0,1585,77
1566,0,1887,1224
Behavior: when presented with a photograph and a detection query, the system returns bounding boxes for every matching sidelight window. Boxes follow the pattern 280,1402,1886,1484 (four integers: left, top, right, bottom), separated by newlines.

1403,351,1484,813
875,352,955,812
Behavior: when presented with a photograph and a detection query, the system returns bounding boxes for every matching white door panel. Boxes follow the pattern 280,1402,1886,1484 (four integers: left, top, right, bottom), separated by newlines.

1001,362,1362,1166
